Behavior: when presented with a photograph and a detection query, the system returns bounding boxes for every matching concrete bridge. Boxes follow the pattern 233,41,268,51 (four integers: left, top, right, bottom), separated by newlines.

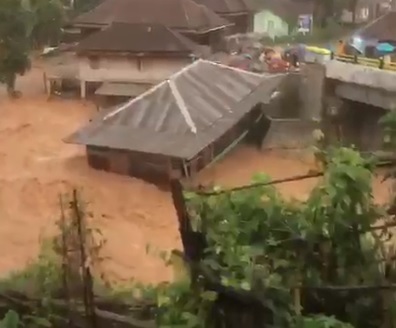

304,60,396,151
325,60,396,110
261,60,396,152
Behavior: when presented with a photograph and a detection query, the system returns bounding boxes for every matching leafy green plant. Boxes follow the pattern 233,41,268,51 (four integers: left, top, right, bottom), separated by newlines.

137,247,217,327
153,280,217,328
0,311,20,328
0,238,61,297
0,191,109,328
184,146,386,327
295,315,354,328
0,0,32,94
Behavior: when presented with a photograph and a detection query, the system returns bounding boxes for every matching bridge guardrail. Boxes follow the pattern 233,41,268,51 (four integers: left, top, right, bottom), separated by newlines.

331,53,396,71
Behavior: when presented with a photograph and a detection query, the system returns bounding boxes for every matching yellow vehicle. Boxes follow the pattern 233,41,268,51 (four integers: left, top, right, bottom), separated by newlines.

305,46,331,55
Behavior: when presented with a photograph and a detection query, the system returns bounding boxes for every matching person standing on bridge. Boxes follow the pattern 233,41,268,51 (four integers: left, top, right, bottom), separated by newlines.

336,39,346,56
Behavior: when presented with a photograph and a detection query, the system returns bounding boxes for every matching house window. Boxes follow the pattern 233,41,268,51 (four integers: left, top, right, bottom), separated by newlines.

88,56,100,69
361,7,369,19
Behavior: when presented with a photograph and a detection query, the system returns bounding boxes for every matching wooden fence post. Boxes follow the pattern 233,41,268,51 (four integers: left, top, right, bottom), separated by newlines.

170,179,205,261
379,57,384,69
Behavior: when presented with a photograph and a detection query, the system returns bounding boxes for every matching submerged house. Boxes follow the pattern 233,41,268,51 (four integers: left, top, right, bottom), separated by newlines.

66,60,284,185
192,0,256,34
71,0,231,48
73,22,209,102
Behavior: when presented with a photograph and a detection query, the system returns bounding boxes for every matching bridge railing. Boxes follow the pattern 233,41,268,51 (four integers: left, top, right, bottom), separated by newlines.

330,53,396,71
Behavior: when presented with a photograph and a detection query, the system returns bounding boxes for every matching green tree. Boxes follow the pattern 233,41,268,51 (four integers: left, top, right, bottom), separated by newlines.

30,0,66,47
0,0,33,96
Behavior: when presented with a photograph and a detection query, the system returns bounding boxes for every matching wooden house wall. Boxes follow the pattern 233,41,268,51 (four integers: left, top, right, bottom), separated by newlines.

86,146,177,184
85,106,263,184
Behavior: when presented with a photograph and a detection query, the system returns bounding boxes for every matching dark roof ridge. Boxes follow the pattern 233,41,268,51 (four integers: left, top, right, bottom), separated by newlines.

75,22,204,54
73,0,230,33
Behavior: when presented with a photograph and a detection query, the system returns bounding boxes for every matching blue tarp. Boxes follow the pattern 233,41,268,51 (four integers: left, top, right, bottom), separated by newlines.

376,42,395,53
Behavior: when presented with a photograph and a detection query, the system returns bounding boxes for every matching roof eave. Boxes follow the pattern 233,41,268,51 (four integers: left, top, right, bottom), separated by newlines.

72,22,107,28
180,23,233,34
76,49,195,57
64,136,187,160
220,11,252,15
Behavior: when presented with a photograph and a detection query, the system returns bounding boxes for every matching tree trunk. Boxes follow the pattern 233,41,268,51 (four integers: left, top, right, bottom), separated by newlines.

6,73,16,98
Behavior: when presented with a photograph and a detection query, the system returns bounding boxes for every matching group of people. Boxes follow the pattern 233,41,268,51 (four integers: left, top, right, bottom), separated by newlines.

260,48,298,72
233,39,351,74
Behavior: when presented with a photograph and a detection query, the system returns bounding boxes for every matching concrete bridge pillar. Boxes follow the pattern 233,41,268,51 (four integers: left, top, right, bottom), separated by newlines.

299,63,326,121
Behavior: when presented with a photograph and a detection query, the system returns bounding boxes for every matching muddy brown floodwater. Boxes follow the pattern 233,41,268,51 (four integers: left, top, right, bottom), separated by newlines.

0,66,392,285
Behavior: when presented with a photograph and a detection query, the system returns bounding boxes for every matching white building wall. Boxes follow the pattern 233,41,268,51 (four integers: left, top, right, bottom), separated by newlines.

78,55,192,84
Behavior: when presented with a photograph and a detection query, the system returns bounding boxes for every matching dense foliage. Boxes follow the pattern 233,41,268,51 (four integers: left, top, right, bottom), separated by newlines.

0,0,33,94
175,146,394,328
0,0,66,93
0,310,20,328
29,0,65,47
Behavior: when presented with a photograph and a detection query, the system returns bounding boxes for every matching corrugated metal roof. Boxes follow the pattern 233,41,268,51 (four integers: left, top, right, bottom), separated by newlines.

95,82,153,97
66,59,285,159
73,0,232,34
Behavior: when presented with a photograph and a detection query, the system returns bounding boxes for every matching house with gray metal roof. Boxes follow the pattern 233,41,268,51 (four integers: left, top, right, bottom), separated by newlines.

66,59,285,185
71,0,232,48
73,22,210,104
